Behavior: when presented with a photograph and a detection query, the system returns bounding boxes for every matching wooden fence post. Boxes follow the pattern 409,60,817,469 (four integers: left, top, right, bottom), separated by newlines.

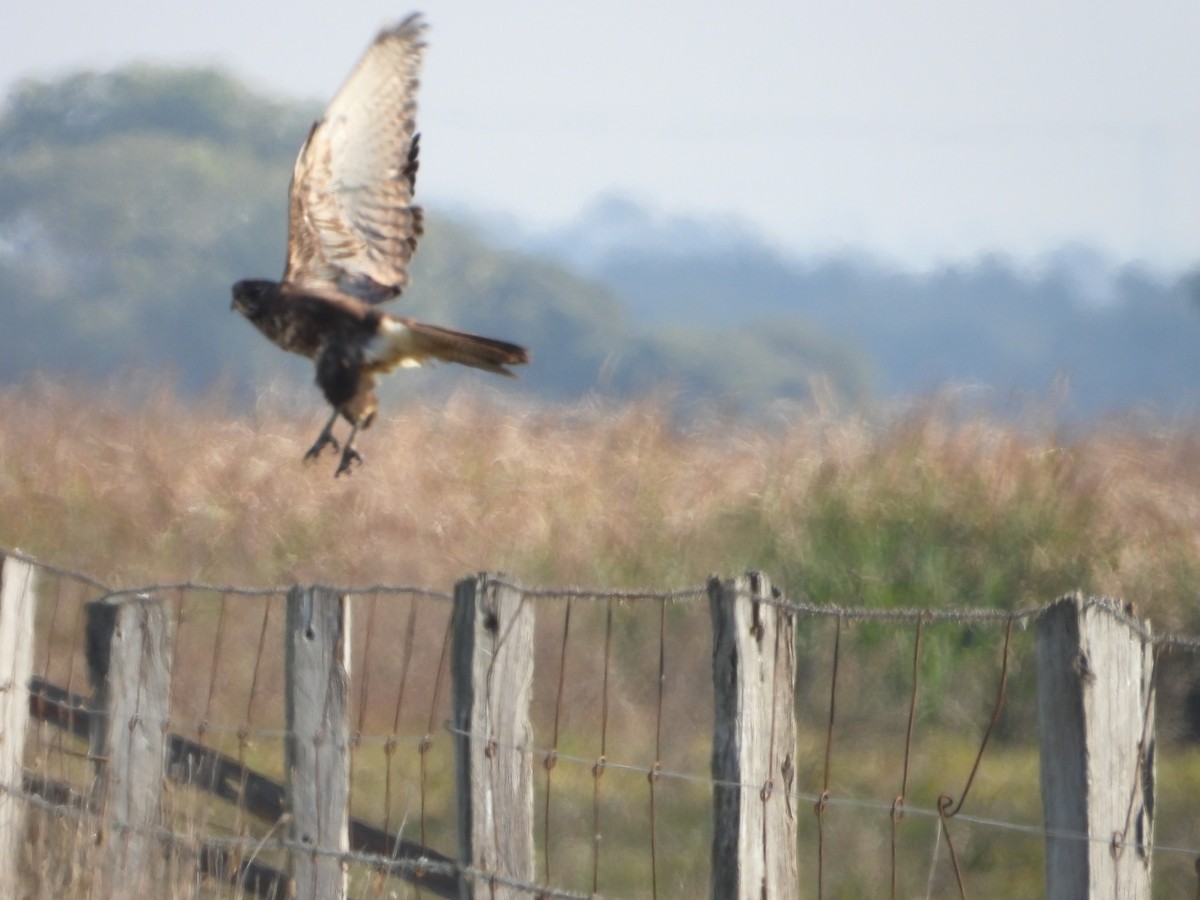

1037,593,1155,899
452,574,534,899
0,555,35,890
85,593,174,893
285,585,351,900
709,572,799,900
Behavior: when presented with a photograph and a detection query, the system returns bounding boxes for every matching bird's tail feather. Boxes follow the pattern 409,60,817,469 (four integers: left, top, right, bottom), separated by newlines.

401,319,530,377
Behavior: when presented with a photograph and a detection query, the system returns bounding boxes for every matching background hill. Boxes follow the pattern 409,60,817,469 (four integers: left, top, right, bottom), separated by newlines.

511,194,1200,418
0,66,1197,419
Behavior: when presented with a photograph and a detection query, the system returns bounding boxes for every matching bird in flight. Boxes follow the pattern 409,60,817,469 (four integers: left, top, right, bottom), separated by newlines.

232,14,529,476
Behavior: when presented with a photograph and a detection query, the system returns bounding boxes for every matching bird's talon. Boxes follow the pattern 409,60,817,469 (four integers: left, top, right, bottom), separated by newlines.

304,433,339,461
334,448,363,477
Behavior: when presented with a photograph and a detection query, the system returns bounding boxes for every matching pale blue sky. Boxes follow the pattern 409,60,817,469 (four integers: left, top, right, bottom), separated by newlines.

5,1,1197,269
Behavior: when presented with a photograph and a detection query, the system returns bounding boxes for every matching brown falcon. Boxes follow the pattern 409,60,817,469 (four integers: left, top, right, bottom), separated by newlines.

232,14,529,476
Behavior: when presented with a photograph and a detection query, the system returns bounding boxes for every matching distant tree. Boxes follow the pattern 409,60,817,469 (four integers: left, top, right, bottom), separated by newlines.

0,67,312,391
1183,267,1200,309
0,67,312,156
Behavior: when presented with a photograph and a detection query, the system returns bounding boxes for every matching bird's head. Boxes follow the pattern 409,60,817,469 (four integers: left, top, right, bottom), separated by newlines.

231,279,276,320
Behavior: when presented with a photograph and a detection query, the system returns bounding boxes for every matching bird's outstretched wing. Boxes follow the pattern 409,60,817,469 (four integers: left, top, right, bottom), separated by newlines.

283,14,426,304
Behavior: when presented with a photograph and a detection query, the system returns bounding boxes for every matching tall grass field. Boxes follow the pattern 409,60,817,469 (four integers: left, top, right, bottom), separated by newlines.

5,381,1200,896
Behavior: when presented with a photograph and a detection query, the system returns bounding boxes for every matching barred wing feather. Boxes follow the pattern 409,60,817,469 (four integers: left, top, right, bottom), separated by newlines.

283,13,426,304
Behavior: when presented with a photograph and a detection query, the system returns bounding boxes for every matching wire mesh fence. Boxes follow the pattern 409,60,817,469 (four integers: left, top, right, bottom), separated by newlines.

3,547,1200,898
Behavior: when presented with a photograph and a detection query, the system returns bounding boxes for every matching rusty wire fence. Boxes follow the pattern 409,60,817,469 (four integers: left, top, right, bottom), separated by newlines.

4,547,1200,898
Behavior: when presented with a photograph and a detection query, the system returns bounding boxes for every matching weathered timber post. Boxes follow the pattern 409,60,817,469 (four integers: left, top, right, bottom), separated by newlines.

86,593,174,894
709,572,799,900
1037,594,1155,899
285,585,351,900
0,555,35,890
452,574,534,899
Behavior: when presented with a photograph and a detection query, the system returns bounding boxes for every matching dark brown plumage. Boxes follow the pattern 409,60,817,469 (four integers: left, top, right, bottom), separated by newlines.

232,14,529,476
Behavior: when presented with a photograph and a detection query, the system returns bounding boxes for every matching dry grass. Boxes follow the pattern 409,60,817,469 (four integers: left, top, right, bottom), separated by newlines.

4,380,1200,626
1,381,762,590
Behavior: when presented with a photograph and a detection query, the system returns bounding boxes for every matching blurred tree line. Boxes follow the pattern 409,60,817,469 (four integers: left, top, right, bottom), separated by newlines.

0,66,869,413
598,244,1200,419
3,65,1197,419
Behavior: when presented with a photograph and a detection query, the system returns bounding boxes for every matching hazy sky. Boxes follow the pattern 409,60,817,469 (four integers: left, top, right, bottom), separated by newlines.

5,1,1198,269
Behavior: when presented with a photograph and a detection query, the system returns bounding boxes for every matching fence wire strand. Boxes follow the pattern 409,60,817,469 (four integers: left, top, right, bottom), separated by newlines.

892,617,924,900
592,596,614,898
543,595,572,885
8,547,1200,898
9,545,1191,636
1,778,592,899
815,614,841,899
384,593,420,842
